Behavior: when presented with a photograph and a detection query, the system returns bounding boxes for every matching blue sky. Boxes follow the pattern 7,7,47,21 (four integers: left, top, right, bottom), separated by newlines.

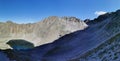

0,0,120,23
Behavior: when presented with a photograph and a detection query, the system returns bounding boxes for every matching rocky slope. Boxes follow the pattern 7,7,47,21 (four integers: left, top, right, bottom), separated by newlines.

69,10,120,61
0,51,9,61
43,11,120,61
1,10,120,61
0,16,87,49
70,32,120,61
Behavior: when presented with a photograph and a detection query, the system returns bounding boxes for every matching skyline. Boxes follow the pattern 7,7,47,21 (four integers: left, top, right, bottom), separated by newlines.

0,0,120,23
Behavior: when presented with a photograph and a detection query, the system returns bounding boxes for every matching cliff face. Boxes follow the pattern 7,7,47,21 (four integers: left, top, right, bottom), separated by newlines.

0,16,87,49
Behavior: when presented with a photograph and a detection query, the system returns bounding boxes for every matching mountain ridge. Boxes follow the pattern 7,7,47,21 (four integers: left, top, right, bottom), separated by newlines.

0,16,87,49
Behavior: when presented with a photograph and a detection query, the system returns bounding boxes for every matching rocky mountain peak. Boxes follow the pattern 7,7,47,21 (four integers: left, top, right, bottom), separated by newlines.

0,16,87,49
62,16,81,22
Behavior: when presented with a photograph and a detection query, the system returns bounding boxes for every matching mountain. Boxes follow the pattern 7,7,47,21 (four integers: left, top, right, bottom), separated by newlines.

1,9,120,61
37,10,120,61
0,16,87,49
69,10,120,61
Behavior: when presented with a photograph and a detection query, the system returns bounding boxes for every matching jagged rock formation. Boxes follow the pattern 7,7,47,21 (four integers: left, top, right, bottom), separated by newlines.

0,16,87,49
1,10,120,61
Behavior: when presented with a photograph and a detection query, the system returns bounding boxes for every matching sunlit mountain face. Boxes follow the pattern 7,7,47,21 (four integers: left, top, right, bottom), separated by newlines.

0,16,87,49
